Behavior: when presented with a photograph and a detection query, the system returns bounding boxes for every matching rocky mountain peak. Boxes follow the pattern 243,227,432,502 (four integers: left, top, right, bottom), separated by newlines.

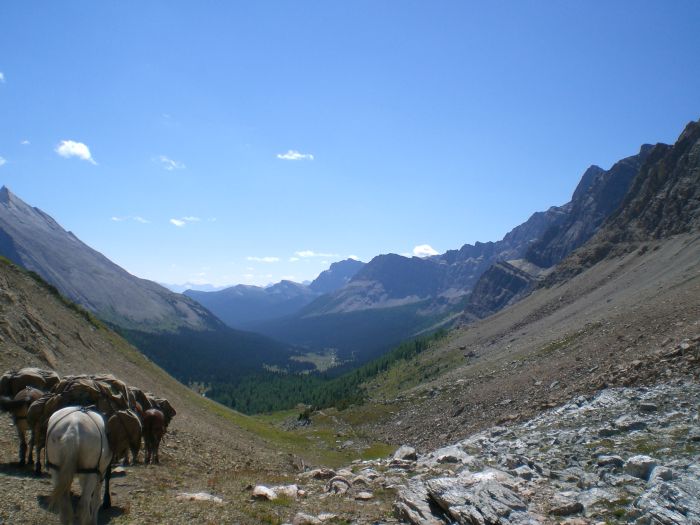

0,185,12,204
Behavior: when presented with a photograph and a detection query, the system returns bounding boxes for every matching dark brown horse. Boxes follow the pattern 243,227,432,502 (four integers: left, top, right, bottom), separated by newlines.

0,386,43,465
106,409,142,466
142,408,166,464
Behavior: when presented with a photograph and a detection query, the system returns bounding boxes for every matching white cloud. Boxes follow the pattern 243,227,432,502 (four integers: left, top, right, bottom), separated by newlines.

276,150,314,161
413,244,439,257
0,157,6,167
112,215,150,224
289,257,300,262
294,250,339,258
0,72,4,83
169,216,200,227
348,255,360,260
55,140,97,165
246,256,280,263
20,140,30,145
159,155,185,171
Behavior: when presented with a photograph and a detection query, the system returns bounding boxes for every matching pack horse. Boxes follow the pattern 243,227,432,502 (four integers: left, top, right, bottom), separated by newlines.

46,406,113,525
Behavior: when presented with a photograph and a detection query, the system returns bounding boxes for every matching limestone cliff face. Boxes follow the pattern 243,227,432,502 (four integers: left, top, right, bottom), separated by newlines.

526,146,652,269
547,119,700,283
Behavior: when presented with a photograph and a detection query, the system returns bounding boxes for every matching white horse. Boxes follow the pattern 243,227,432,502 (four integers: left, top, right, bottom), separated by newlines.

46,406,112,525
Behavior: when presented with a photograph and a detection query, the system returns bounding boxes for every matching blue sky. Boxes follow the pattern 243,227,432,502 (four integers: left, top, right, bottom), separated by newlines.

1,2,699,287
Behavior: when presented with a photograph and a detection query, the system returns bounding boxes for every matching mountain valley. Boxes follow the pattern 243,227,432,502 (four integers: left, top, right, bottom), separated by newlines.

0,119,698,524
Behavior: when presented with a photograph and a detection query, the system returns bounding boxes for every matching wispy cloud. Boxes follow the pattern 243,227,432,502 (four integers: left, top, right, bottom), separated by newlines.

348,255,360,261
0,72,4,83
169,216,200,227
294,250,339,258
289,257,300,262
111,215,150,224
158,155,185,171
276,150,314,161
20,140,30,145
0,157,6,168
413,244,439,257
55,140,97,165
246,256,280,263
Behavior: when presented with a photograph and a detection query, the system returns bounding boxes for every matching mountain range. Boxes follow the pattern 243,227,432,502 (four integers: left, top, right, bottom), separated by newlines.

184,258,365,329
0,119,697,387
236,143,656,365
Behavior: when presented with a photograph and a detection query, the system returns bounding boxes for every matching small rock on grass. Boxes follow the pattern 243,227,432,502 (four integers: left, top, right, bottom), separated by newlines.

292,512,321,525
252,485,277,500
176,492,223,504
355,491,373,500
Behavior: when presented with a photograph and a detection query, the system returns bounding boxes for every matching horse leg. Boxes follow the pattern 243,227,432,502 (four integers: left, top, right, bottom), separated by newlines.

130,440,140,465
78,473,98,525
102,464,112,510
144,436,151,464
51,469,73,525
27,429,34,465
16,425,27,465
34,448,42,476
154,435,161,464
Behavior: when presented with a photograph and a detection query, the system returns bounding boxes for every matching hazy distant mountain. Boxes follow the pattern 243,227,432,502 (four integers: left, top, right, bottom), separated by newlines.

0,187,302,382
160,282,227,294
184,258,365,329
186,280,319,329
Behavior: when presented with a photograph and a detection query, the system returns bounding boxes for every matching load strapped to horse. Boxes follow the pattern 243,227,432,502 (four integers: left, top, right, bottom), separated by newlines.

0,368,60,466
0,367,60,397
27,374,144,474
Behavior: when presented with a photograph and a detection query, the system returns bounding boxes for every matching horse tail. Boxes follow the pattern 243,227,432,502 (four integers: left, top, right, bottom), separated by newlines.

49,427,79,508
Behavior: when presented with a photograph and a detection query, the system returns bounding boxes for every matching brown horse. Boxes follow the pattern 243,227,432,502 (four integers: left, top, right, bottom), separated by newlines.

142,408,166,464
0,386,43,465
107,409,142,466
